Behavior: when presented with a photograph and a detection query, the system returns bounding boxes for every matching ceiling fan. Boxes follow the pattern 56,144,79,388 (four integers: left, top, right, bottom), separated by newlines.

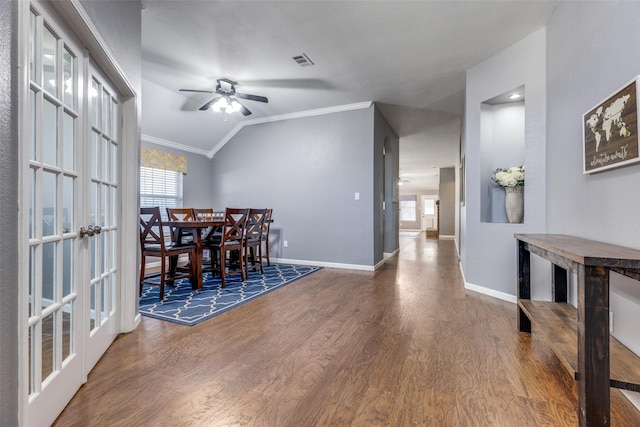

179,78,268,117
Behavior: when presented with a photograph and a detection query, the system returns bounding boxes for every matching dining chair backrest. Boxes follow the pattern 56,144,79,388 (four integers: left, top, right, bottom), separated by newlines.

166,207,196,243
223,208,249,242
140,207,167,249
262,208,272,236
247,209,267,242
166,208,195,221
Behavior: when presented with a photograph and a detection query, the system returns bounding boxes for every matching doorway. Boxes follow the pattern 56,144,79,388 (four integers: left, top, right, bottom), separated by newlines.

19,1,137,425
421,196,438,231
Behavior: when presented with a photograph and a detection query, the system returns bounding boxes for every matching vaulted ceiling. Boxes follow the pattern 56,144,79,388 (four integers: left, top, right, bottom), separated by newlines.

141,0,557,192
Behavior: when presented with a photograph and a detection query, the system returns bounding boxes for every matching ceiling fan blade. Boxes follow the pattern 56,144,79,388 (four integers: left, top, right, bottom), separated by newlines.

179,88,215,93
239,103,252,116
236,92,268,103
199,96,220,111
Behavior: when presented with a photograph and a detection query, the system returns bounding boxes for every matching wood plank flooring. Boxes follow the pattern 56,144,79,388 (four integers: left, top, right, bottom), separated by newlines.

53,236,640,426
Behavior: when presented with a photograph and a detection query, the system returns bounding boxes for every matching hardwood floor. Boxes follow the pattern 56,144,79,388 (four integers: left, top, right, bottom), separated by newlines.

54,235,640,426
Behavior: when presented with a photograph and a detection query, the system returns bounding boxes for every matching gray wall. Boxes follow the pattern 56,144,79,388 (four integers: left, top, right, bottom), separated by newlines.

0,2,141,425
463,28,547,297
374,106,400,260
141,141,214,209
439,167,455,236
210,106,380,267
0,1,19,425
546,1,640,406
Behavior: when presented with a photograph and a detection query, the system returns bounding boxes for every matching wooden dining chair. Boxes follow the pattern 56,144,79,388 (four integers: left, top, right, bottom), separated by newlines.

244,208,267,278
139,207,197,300
166,207,196,244
260,208,273,266
202,208,249,288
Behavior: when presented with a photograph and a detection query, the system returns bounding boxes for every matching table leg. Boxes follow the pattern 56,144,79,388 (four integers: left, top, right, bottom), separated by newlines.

193,228,203,290
577,264,610,426
517,239,531,333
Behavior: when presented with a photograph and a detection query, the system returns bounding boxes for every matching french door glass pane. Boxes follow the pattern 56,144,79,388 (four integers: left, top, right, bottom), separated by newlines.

91,79,99,127
101,278,107,321
42,242,56,306
29,168,36,239
102,89,109,132
62,239,72,297
101,184,107,227
110,142,117,182
41,313,54,383
30,90,36,161
63,112,74,170
62,302,72,362
42,25,57,95
30,11,36,81
90,235,96,280
29,326,35,394
63,176,73,234
63,48,74,108
42,99,57,166
102,137,108,181
42,171,57,236
89,284,96,331
29,246,36,317
91,131,99,177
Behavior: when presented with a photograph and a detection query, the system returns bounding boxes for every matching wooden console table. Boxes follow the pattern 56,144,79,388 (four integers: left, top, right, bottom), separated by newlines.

515,234,640,426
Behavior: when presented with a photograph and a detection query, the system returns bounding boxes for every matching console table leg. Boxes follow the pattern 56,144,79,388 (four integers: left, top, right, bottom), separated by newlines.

517,240,531,333
577,264,610,426
553,264,568,303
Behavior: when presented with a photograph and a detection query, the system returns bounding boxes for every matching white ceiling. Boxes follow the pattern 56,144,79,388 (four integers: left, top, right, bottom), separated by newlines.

141,0,557,192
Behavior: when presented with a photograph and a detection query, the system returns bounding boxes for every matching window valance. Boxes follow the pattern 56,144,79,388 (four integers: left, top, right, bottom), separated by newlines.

140,147,188,174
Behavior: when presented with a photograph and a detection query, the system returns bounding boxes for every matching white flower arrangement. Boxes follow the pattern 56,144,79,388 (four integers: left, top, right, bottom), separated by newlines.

493,165,525,188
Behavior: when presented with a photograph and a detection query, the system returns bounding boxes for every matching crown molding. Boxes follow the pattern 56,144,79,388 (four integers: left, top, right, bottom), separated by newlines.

207,101,374,158
141,134,211,157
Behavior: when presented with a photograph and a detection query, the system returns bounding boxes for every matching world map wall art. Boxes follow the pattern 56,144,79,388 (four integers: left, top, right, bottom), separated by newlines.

583,76,640,173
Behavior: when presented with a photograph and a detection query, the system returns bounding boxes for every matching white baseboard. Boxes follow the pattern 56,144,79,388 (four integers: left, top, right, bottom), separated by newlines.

273,257,375,271
458,261,516,304
439,235,455,239
384,249,399,259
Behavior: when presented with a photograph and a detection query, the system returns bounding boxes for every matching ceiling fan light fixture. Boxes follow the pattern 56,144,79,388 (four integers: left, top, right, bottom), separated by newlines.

230,99,242,112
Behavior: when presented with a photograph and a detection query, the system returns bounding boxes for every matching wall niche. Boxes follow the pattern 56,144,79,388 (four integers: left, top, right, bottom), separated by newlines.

480,85,525,223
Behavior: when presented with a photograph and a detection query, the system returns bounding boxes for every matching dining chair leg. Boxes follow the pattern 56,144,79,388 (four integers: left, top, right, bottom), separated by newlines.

139,254,146,296
255,244,264,275
220,248,227,288
159,256,166,300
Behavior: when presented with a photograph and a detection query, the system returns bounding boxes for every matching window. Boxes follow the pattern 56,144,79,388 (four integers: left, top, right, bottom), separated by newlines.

139,166,183,220
400,199,416,221
423,198,436,215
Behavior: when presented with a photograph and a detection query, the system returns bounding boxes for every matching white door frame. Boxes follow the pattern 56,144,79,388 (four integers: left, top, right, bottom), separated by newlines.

18,1,139,424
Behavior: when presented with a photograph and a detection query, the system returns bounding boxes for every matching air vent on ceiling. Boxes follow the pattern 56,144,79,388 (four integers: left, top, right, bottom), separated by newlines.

292,53,314,67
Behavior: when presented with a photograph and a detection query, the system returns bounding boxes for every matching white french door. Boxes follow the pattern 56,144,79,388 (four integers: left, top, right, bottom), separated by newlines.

84,63,120,370
22,2,120,426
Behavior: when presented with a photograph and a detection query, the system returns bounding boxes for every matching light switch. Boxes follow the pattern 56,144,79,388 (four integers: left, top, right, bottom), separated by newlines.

354,192,360,201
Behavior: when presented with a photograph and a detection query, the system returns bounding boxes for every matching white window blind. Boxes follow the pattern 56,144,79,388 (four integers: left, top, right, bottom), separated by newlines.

400,200,417,221
140,166,183,220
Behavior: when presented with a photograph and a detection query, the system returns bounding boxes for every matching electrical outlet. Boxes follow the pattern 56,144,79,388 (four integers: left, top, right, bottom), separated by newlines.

610,311,614,333
283,240,288,248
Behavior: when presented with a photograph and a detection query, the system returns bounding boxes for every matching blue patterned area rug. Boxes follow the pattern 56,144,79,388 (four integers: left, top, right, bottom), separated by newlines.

139,264,321,326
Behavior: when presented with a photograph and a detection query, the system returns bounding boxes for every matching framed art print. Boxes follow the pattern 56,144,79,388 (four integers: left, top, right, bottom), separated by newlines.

583,76,640,173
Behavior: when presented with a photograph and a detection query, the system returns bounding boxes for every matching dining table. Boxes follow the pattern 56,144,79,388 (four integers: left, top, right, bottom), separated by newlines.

165,218,224,290
165,215,275,290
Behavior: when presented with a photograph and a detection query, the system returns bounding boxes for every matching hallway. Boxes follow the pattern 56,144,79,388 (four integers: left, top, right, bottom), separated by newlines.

54,235,640,426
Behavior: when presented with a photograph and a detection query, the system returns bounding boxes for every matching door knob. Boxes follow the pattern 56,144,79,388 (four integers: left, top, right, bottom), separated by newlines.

80,226,93,237
79,225,101,238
